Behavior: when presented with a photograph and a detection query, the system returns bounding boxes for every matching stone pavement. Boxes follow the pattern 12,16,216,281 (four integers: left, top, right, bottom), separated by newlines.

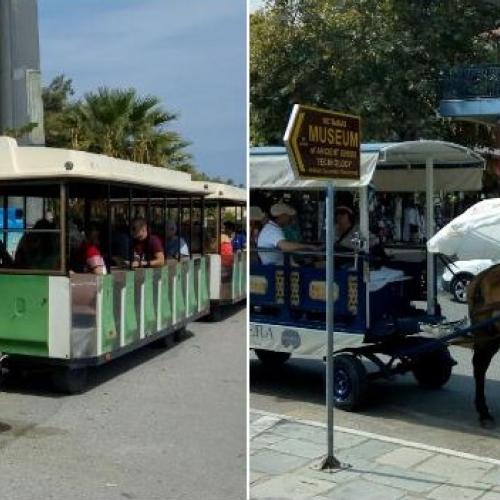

250,410,500,499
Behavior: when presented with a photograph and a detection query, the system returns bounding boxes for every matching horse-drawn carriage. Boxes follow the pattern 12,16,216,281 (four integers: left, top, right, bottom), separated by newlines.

250,140,492,421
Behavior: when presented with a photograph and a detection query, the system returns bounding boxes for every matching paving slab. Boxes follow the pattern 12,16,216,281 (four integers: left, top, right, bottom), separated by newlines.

250,472,336,499
252,433,288,451
268,438,326,460
376,447,435,469
251,415,283,439
478,489,500,500
271,421,327,445
322,478,405,499
339,437,399,462
361,463,445,494
251,449,311,475
427,482,490,500
479,467,500,486
416,455,494,483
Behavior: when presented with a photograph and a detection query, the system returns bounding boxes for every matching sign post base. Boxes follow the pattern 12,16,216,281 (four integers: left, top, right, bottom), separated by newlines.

314,454,349,472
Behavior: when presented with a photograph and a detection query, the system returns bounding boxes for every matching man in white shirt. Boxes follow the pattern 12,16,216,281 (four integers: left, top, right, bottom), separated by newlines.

257,202,316,265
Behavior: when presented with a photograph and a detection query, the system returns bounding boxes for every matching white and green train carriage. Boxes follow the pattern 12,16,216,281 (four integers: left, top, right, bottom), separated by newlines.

0,137,212,392
192,182,246,315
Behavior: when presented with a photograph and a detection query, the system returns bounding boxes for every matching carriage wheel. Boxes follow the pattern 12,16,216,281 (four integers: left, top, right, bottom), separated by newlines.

334,354,367,411
254,349,291,366
411,345,453,389
51,367,88,394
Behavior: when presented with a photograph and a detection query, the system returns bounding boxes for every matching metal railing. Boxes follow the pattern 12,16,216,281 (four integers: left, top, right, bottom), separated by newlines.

440,64,500,100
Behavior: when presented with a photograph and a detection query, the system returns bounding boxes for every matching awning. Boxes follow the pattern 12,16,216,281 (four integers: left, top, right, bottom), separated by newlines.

250,147,379,190
250,140,485,192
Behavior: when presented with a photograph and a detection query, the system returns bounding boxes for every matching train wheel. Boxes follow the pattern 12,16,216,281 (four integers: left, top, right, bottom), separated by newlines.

173,327,187,342
153,333,175,349
254,349,291,366
51,367,88,394
334,354,367,411
412,345,453,389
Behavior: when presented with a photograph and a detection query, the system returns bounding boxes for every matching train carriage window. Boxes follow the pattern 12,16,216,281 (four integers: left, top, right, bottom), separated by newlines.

0,185,62,271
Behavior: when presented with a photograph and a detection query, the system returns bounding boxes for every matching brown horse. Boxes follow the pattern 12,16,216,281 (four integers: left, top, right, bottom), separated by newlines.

467,263,500,427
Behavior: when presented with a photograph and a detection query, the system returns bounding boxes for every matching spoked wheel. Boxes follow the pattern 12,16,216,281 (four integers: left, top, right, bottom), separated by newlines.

451,273,474,303
411,343,454,389
51,367,88,394
254,349,291,366
333,354,367,411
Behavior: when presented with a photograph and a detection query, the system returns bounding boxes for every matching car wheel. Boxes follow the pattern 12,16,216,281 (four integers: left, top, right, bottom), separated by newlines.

451,273,474,303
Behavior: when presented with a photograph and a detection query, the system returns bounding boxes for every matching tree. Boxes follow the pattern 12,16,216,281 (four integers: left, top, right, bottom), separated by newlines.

42,75,235,183
250,0,500,146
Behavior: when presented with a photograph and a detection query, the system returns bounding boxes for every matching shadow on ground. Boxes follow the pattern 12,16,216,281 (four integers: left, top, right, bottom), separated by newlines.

0,329,195,398
250,356,500,439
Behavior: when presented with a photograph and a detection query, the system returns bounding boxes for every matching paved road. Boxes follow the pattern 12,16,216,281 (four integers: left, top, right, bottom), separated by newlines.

250,294,500,459
0,306,246,500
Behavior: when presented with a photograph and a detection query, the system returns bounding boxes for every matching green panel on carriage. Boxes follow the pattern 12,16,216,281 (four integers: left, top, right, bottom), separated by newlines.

144,269,156,335
160,266,172,328
186,260,197,316
101,275,118,354
174,263,186,322
124,271,138,344
0,275,49,356
199,257,209,309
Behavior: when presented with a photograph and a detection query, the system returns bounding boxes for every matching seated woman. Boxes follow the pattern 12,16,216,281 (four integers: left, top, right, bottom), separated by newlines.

75,223,107,275
221,222,234,268
335,204,384,267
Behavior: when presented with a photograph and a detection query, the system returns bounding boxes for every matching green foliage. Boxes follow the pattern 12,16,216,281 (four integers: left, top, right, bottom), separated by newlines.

3,122,38,140
251,0,500,146
42,75,231,183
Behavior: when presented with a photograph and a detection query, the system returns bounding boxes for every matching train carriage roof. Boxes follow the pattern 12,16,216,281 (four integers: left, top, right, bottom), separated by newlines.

0,137,207,194
251,140,485,192
192,181,246,203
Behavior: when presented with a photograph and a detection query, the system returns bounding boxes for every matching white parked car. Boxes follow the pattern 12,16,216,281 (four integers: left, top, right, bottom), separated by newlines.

442,259,495,303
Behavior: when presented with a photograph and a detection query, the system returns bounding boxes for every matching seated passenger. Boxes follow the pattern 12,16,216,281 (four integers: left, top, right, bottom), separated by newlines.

257,203,317,265
165,220,190,259
131,218,165,268
224,221,246,251
15,219,59,270
250,206,265,250
76,223,107,275
336,205,379,251
221,222,234,268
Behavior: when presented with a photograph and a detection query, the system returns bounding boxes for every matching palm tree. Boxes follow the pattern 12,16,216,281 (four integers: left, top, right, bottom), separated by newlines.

42,75,203,175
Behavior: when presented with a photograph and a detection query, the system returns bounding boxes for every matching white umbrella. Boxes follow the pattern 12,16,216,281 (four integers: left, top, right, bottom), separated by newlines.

427,198,500,260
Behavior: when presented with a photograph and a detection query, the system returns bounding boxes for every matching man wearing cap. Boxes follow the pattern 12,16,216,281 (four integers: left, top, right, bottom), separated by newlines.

257,202,316,265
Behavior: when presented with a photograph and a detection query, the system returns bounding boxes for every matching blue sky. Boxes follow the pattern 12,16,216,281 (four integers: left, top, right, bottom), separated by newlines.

38,0,246,185
250,0,264,12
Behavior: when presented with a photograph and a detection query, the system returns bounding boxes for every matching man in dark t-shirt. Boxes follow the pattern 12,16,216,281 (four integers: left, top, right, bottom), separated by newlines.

131,218,165,268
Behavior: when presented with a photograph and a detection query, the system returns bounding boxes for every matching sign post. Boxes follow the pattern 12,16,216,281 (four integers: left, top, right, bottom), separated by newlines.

284,104,360,470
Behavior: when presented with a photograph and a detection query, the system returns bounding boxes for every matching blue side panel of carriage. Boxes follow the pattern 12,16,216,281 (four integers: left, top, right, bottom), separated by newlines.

251,259,368,334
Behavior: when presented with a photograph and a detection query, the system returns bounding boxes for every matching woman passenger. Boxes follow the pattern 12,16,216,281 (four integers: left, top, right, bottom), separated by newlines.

221,222,234,268
77,223,107,275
